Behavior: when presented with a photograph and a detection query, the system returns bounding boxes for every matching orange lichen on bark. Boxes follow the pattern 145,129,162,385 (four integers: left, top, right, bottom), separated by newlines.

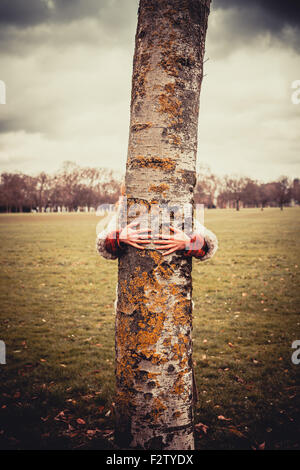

149,183,169,194
164,82,176,95
172,336,189,367
118,265,171,367
172,372,185,395
168,134,181,146
163,337,172,348
178,333,189,345
130,155,176,171
149,250,163,265
172,297,191,326
158,30,180,78
147,372,160,380
172,342,185,360
154,264,173,280
159,93,182,121
158,82,183,128
160,49,179,77
170,284,181,296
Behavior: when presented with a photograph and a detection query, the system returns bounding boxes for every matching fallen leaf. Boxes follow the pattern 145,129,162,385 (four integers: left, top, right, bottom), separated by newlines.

235,375,245,384
76,418,86,425
54,411,66,421
218,415,231,421
195,422,209,434
227,426,245,438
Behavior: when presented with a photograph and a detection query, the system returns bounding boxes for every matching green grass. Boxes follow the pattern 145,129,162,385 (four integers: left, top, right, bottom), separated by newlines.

0,209,299,450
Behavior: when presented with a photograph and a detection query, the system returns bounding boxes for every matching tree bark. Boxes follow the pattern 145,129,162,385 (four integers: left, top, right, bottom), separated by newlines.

115,0,211,450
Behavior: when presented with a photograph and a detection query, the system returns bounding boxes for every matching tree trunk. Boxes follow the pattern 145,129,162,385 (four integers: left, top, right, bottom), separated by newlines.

115,0,211,450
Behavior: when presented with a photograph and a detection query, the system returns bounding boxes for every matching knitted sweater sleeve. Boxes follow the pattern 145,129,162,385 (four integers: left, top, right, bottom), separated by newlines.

96,212,121,260
184,219,218,261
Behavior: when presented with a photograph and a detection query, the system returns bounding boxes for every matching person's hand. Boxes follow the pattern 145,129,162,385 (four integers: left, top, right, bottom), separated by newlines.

119,220,151,250
153,226,190,256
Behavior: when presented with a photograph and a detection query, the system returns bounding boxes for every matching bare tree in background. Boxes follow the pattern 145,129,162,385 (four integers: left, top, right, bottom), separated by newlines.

115,0,211,450
223,176,246,211
273,176,292,210
195,165,219,207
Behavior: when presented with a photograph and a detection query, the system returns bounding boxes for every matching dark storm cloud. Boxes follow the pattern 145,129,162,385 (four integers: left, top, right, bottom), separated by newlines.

0,0,139,57
214,0,300,29
213,0,300,50
1,0,299,30
0,0,47,26
0,0,105,27
1,0,299,55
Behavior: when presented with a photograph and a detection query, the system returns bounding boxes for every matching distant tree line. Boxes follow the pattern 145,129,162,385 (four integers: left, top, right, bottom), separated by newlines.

195,166,299,211
0,161,299,212
0,161,121,213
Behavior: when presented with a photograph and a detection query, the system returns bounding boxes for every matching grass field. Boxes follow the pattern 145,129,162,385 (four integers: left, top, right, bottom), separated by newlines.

0,208,299,450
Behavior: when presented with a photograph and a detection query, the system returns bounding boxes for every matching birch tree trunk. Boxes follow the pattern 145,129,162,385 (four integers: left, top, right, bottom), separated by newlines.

115,0,211,450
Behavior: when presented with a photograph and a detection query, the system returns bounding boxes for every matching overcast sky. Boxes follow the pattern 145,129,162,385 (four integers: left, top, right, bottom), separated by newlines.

0,0,299,181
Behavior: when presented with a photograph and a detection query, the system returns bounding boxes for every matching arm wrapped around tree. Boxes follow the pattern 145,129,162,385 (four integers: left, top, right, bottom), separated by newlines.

188,219,218,261
97,218,218,261
96,213,120,260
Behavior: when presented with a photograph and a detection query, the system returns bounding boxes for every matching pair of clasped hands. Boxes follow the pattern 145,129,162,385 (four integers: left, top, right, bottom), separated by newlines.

119,220,190,256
